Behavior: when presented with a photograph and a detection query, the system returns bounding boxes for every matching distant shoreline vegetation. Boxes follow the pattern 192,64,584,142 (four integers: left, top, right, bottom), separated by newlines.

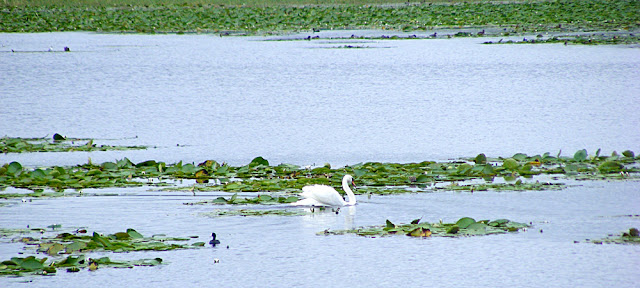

1,0,638,34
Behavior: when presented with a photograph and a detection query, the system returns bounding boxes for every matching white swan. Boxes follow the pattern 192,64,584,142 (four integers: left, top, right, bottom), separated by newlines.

293,175,356,206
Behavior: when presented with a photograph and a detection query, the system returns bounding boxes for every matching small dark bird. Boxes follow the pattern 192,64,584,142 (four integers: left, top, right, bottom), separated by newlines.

209,233,220,247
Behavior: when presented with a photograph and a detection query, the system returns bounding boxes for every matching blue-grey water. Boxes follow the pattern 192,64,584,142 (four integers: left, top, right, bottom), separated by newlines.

0,32,639,287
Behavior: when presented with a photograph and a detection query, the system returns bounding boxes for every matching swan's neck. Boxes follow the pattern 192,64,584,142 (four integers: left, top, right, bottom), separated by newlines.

342,177,356,205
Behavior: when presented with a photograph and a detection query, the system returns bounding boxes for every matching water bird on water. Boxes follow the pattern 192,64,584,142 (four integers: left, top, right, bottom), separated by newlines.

293,175,356,207
210,233,220,247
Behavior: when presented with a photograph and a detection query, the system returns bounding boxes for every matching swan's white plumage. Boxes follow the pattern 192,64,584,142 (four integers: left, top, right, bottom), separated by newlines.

293,175,356,207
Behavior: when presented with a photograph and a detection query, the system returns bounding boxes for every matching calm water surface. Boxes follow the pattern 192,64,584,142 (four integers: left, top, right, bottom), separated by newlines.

1,32,639,287
1,32,639,166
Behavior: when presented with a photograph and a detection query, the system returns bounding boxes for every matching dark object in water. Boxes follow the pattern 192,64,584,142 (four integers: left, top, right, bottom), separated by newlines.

209,233,221,247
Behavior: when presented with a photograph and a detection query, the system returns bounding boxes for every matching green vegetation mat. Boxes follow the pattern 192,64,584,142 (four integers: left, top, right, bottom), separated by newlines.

319,217,530,237
1,135,146,153
585,228,640,245
1,149,638,197
185,193,300,205
199,208,308,217
0,227,202,276
482,33,640,45
1,0,638,34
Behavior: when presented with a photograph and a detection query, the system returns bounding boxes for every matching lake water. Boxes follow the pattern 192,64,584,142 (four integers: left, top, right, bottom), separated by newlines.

1,32,639,287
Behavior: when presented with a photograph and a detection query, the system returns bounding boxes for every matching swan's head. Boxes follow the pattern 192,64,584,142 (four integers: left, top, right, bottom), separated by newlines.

344,174,356,189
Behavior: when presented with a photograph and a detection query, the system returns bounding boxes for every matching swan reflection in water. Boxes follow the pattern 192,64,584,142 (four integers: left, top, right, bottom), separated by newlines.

298,205,356,230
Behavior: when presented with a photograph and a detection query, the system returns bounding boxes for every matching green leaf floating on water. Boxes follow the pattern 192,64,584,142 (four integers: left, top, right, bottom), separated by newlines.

474,153,487,164
102,162,118,170
573,149,588,161
385,219,396,229
249,156,269,167
127,228,144,239
503,158,519,170
7,161,23,175
597,161,624,173
17,256,45,271
455,217,476,229
65,241,87,253
446,225,460,234
56,255,86,267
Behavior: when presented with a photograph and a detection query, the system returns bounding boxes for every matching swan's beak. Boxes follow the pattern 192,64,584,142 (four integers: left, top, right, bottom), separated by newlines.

351,180,357,189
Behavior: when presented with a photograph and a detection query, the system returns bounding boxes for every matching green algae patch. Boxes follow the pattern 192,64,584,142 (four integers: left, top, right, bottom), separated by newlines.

0,136,146,153
319,217,530,238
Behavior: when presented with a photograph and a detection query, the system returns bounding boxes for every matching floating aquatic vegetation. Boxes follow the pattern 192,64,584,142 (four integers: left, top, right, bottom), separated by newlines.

0,226,202,277
319,217,530,238
0,254,164,276
583,228,640,245
22,228,200,254
0,0,638,34
199,208,307,217
432,181,566,192
0,227,46,238
0,150,637,196
184,193,300,205
482,33,640,45
0,136,146,153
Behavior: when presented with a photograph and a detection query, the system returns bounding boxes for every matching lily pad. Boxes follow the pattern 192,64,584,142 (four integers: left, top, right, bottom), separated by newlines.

573,149,588,161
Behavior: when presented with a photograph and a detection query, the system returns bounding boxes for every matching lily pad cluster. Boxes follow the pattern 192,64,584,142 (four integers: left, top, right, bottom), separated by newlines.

320,217,530,238
199,209,307,217
1,0,638,34
1,150,638,196
184,193,299,205
0,227,202,276
17,228,202,255
0,135,146,153
586,228,640,245
1,255,163,276
483,33,640,45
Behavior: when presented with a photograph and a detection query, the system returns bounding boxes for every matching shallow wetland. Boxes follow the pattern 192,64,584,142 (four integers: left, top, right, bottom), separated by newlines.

1,2,640,285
